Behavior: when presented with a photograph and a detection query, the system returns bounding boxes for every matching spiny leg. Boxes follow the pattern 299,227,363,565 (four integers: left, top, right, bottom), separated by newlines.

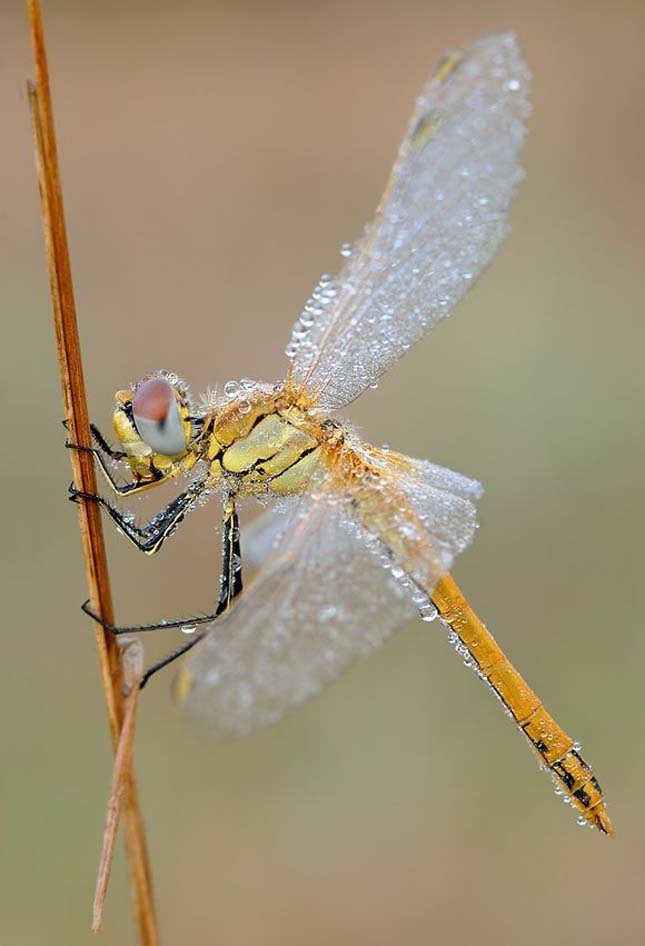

82,494,243,637
65,422,173,496
138,496,243,687
140,633,207,688
69,479,204,554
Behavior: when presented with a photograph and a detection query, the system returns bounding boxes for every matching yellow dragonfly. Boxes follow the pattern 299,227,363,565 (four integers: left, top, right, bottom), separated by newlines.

69,33,613,836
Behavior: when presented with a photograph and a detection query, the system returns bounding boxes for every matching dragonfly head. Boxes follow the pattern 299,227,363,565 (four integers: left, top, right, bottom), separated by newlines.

113,372,194,480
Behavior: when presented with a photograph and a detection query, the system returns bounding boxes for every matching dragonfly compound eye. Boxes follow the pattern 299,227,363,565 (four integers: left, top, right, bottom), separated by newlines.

132,377,189,456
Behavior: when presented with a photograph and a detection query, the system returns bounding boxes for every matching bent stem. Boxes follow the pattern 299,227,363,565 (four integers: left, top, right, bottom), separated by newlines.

26,1,160,941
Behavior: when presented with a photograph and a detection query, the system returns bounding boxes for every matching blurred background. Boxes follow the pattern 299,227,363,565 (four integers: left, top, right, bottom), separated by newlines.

2,1,644,943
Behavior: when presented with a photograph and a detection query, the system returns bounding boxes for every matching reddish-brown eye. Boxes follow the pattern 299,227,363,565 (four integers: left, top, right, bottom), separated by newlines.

132,377,188,456
132,378,174,421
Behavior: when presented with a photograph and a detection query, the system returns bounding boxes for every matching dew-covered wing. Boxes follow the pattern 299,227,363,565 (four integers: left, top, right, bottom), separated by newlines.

178,491,418,737
348,445,483,612
286,33,530,410
243,503,297,569
177,449,482,737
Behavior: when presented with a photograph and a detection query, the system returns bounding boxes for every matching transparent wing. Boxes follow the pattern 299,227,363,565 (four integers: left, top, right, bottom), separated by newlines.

286,33,530,409
243,504,296,569
178,450,482,737
179,491,417,737
352,446,482,598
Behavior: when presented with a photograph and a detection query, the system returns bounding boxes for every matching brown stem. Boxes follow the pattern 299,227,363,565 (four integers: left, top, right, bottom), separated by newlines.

93,640,145,932
26,1,160,941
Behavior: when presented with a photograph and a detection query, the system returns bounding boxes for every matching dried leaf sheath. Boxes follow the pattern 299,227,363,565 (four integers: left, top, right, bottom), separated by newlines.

26,1,159,941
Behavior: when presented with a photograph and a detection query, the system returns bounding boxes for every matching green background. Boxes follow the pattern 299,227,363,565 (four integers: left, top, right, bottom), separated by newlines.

2,1,644,943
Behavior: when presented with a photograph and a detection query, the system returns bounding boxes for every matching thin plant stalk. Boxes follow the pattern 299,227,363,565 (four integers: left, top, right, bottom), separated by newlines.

26,1,160,941
93,639,145,932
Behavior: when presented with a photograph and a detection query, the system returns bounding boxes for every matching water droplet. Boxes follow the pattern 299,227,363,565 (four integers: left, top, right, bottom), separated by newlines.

319,605,337,622
224,380,241,399
238,399,251,414
292,320,309,341
340,242,353,258
576,814,588,828
507,78,520,91
285,341,300,358
181,624,197,635
420,604,437,622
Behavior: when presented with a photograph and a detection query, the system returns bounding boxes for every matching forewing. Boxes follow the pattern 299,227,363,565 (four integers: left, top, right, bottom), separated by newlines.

286,33,530,409
179,491,418,737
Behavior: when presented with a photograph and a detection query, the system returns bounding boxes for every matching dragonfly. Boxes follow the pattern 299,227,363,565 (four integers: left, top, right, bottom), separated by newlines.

69,33,613,836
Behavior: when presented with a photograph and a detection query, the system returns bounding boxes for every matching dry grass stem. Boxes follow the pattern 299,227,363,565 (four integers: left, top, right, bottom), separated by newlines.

26,1,160,941
93,640,144,932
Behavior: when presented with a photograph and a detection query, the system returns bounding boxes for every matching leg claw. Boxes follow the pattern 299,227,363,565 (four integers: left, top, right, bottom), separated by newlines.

65,438,94,453
68,483,100,503
81,599,117,633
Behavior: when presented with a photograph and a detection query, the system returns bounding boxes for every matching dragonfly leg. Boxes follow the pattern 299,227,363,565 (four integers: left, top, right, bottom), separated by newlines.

64,419,127,460
69,478,205,554
140,632,207,688
65,422,173,496
81,496,243,687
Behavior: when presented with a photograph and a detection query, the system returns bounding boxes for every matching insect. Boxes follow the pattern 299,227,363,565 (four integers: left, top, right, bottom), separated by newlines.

69,33,613,835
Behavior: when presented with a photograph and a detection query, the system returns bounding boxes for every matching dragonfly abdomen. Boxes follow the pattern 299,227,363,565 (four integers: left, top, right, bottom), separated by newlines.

349,460,613,836
431,575,614,835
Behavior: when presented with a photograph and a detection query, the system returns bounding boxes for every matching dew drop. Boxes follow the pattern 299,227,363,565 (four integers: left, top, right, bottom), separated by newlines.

224,380,241,399
419,604,438,622
292,320,309,341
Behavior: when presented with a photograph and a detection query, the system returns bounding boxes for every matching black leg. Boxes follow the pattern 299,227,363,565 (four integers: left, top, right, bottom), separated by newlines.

82,495,243,642
65,422,172,496
69,479,204,554
64,419,127,460
88,422,127,458
126,495,243,687
219,494,243,608
139,632,206,689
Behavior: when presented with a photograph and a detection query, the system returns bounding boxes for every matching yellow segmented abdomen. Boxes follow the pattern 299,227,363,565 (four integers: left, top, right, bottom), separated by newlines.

343,449,614,836
431,574,614,836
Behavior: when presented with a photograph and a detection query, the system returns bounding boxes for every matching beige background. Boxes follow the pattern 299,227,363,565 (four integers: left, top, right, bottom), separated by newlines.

2,1,644,944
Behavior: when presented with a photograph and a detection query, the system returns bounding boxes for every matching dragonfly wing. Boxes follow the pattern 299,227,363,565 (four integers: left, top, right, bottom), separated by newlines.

350,446,483,600
178,489,418,737
287,33,530,409
243,504,295,569
178,450,481,737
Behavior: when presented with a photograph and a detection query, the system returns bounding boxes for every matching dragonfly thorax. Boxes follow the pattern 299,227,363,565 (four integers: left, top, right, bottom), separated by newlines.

206,387,324,497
